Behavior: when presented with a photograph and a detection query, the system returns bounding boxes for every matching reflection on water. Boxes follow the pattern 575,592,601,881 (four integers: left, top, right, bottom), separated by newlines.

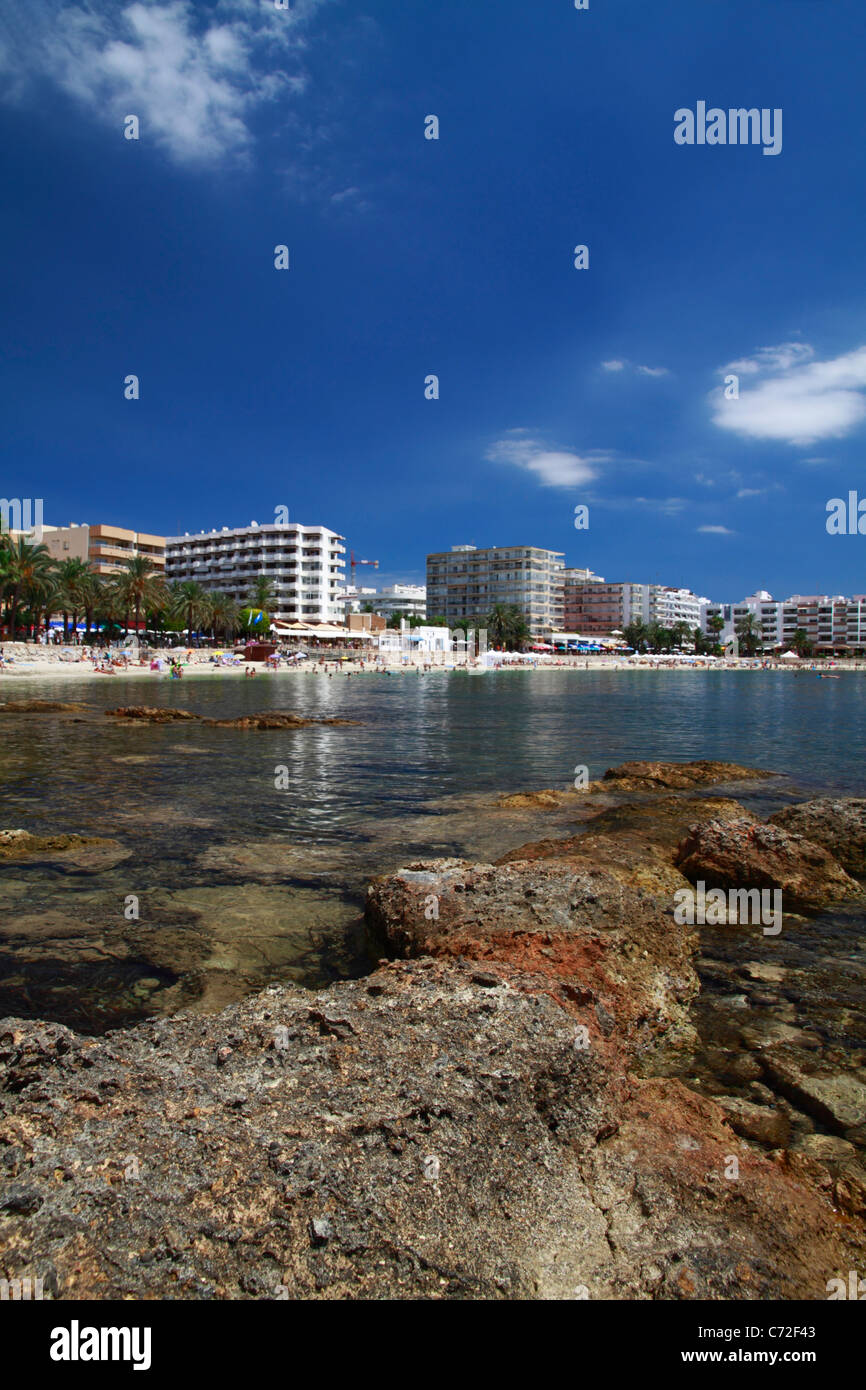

0,668,864,1032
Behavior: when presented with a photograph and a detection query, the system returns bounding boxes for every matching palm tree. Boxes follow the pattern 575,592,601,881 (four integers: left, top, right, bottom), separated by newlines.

2,538,56,639
248,575,275,612
78,572,104,639
56,558,92,640
29,575,64,642
169,581,213,646
735,611,763,657
110,557,166,640
644,621,674,654
671,620,693,651
208,592,240,642
622,620,648,653
792,628,813,658
485,603,529,651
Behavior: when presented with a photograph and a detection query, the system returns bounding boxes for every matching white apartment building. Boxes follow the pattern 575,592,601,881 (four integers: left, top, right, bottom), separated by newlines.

646,585,709,631
703,592,866,653
165,521,346,624
341,583,427,620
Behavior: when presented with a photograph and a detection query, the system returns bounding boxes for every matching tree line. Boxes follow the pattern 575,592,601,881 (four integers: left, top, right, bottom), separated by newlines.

0,534,279,643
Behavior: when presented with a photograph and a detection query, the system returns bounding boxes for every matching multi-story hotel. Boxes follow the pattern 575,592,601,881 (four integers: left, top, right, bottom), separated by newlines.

41,522,166,576
563,578,707,637
426,543,565,638
165,521,346,624
705,593,866,654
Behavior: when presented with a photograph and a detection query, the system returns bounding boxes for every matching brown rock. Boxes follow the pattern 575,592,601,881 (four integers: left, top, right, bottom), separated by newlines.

106,706,199,722
673,817,859,914
769,798,866,876
602,760,776,791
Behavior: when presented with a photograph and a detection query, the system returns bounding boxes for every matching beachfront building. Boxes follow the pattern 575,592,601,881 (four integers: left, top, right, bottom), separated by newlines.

40,522,166,576
341,585,378,615
426,543,565,639
378,624,454,656
563,569,604,631
562,579,706,637
165,521,346,624
704,592,866,654
342,583,427,620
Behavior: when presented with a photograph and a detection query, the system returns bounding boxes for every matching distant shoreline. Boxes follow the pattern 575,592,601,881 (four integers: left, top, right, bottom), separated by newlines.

1,650,865,682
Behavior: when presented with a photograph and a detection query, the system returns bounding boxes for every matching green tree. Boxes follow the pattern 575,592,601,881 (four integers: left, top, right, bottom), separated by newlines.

56,558,93,640
735,611,763,657
791,628,813,658
238,606,270,638
208,593,240,642
248,575,275,612
1,538,56,639
485,603,529,651
110,556,166,639
622,620,648,652
169,581,213,646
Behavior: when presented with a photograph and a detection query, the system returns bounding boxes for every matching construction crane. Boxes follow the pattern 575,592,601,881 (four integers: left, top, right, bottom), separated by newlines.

349,551,379,586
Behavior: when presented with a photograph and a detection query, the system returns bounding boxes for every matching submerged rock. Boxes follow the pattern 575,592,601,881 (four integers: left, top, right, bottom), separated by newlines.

601,760,776,792
0,830,124,865
0,700,90,714
106,706,199,722
769,797,866,876
204,711,360,729
673,817,860,913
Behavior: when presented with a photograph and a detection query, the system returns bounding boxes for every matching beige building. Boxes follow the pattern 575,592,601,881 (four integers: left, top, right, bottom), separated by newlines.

42,523,166,576
426,543,565,638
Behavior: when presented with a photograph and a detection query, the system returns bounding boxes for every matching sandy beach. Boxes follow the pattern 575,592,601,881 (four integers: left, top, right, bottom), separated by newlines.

2,643,865,683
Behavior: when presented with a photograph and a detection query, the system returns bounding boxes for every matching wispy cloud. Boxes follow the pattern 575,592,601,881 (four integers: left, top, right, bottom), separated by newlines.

698,525,735,535
0,0,329,167
486,431,611,488
600,358,669,378
711,342,866,445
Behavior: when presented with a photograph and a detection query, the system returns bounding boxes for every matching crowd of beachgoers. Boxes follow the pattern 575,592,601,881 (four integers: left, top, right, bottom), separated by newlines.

0,640,863,681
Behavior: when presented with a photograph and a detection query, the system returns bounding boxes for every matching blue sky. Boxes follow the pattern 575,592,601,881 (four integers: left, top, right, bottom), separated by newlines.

2,0,865,601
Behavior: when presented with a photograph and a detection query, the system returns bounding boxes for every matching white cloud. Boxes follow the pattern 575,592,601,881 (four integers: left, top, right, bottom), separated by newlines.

601,359,669,378
698,525,735,535
736,488,765,498
712,343,866,445
486,433,609,488
0,0,327,166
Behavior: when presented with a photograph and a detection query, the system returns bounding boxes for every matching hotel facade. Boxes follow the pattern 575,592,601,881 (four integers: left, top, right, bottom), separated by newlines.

704,592,866,654
41,522,166,577
426,544,565,638
165,521,346,624
563,576,708,636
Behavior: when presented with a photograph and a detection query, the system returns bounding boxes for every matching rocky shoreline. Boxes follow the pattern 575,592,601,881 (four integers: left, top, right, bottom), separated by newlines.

1,761,865,1299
